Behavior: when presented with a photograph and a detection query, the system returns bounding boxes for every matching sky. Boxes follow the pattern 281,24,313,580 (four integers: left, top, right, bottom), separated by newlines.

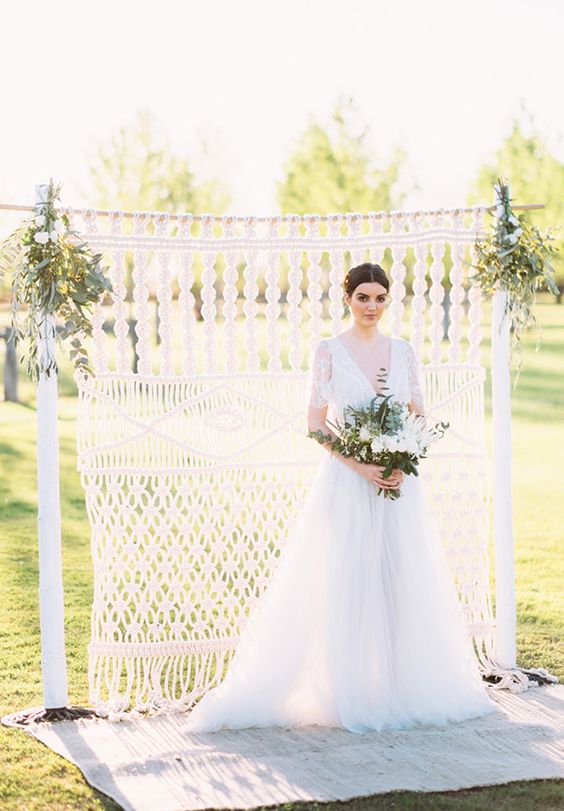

1,0,563,215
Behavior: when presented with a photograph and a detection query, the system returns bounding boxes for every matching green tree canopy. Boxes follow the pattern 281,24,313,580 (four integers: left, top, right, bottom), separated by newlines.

468,113,564,286
87,109,231,214
277,97,412,215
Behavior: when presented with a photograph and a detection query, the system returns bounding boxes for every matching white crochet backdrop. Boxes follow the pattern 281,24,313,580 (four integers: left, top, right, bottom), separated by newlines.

70,207,497,715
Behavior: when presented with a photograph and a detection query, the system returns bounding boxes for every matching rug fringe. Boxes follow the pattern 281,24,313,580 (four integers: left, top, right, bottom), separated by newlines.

481,663,559,692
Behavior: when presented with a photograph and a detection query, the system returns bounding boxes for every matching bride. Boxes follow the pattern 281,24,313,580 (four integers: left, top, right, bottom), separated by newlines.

184,263,495,734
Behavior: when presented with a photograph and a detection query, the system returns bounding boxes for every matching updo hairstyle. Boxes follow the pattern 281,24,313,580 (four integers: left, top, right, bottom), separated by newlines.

342,263,390,298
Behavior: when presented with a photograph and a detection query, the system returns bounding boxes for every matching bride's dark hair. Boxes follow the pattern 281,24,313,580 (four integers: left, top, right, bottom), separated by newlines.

343,263,389,296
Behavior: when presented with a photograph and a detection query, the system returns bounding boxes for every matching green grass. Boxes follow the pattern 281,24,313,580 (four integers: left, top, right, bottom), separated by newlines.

0,297,563,810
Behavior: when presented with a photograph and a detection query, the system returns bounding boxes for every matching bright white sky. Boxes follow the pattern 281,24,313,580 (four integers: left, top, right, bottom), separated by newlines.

1,0,563,214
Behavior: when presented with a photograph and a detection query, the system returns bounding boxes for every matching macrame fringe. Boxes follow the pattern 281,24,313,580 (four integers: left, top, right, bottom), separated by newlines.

89,650,560,722
89,647,234,721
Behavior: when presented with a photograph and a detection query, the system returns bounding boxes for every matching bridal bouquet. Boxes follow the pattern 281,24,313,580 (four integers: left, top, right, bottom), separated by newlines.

308,392,448,500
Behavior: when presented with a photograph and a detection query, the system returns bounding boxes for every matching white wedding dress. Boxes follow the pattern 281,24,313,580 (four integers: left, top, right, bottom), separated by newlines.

184,335,495,733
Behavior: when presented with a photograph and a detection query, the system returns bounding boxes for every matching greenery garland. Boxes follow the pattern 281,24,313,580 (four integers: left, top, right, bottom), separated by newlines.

472,178,559,363
0,181,112,380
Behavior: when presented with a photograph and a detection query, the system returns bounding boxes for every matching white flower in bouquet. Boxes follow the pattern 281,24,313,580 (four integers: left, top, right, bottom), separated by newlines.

34,231,49,244
370,435,384,453
49,230,59,242
359,425,372,442
53,219,65,234
382,436,394,452
386,436,399,452
35,215,46,227
401,413,420,438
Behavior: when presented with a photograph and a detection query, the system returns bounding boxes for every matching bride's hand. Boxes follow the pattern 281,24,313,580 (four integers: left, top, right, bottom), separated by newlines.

354,463,404,489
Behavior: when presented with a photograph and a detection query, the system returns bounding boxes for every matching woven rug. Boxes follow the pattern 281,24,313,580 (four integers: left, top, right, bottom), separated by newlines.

25,685,564,811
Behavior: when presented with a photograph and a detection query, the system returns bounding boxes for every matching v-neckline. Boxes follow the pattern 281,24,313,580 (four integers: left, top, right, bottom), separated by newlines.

334,335,394,398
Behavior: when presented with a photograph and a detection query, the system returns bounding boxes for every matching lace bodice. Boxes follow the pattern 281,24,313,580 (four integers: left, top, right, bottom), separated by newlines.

308,336,425,421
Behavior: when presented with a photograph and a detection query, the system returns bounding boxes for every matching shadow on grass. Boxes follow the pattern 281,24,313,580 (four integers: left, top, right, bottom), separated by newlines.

0,440,23,457
2,499,35,515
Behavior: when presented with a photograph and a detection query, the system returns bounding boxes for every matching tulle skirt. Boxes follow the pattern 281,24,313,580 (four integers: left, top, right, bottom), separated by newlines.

184,455,496,733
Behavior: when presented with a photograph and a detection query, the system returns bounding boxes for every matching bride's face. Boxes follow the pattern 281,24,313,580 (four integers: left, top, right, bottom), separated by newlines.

344,282,389,326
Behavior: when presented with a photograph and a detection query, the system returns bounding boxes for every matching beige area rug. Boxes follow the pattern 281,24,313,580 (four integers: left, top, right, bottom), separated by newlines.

26,685,564,811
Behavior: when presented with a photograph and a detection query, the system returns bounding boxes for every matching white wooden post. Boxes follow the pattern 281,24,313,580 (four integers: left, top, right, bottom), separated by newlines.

35,183,69,708
491,185,517,669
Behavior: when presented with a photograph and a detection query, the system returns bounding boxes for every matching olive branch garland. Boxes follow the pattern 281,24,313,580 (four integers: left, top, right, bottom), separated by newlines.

0,181,112,381
472,178,559,370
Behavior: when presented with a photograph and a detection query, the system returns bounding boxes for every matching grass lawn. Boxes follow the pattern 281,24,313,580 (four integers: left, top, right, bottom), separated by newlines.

0,297,563,810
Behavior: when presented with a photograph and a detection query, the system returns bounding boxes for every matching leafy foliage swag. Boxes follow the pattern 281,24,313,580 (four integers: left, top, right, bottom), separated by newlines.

0,181,112,380
472,178,559,361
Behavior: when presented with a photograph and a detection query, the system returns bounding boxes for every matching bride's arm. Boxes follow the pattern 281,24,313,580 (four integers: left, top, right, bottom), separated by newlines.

306,341,360,473
409,400,425,418
307,403,360,472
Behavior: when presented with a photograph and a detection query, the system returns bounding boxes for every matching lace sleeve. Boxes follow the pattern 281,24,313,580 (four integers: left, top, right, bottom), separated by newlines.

308,340,333,408
406,342,425,415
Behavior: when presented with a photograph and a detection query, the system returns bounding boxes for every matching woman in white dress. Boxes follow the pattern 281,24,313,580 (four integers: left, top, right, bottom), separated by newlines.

184,263,495,734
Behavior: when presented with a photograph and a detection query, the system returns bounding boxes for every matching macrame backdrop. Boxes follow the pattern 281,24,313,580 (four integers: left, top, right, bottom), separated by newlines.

70,206,497,716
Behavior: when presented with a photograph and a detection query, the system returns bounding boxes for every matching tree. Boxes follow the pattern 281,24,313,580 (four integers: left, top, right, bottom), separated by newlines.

87,109,231,214
468,111,564,287
277,96,412,215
